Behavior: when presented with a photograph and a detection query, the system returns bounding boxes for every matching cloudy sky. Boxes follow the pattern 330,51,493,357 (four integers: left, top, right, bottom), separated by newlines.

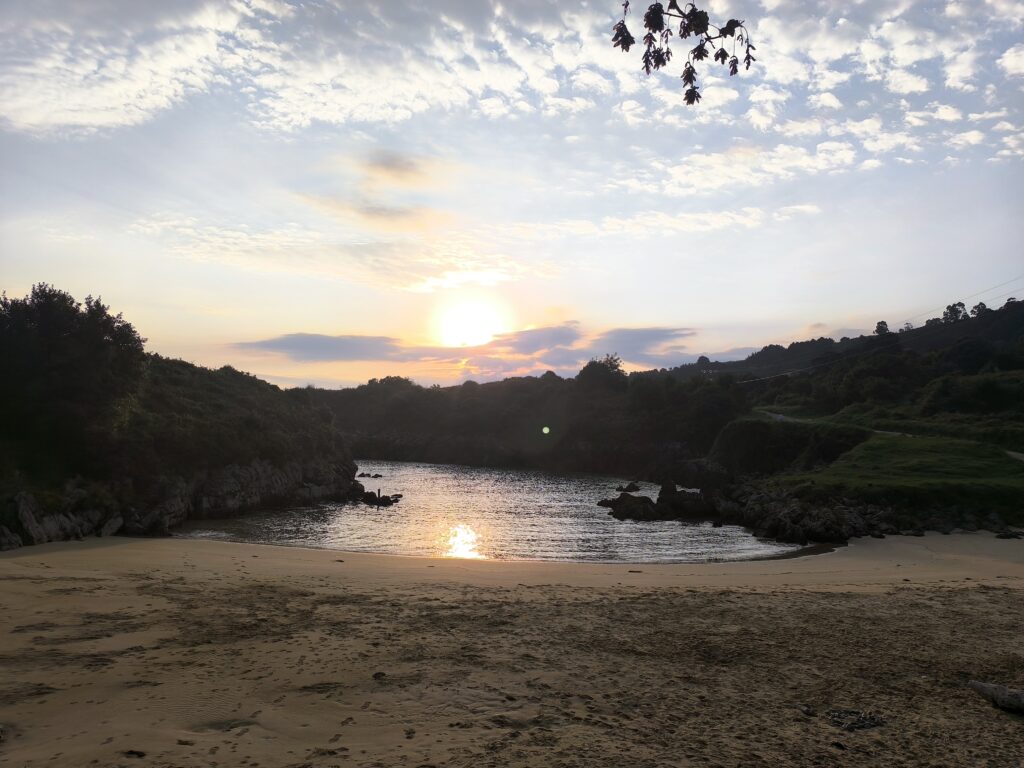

1,0,1022,386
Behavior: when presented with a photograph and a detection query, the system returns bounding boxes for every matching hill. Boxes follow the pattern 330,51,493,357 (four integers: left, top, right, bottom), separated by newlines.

0,285,361,550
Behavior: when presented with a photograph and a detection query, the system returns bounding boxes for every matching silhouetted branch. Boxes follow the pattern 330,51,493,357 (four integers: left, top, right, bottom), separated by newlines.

612,2,756,104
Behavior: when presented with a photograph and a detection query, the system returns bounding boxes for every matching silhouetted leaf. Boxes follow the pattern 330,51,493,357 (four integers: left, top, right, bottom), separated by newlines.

721,19,742,37
687,8,710,36
684,85,701,105
681,62,696,86
644,3,666,33
612,20,636,52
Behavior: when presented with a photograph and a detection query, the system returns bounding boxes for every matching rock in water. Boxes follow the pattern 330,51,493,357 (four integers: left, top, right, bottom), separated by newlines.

597,493,659,520
968,681,1024,714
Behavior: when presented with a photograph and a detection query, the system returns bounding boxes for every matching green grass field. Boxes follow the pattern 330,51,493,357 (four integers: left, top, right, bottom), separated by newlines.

780,434,1024,521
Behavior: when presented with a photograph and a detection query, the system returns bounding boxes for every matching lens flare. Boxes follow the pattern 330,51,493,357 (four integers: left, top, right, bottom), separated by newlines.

444,523,486,559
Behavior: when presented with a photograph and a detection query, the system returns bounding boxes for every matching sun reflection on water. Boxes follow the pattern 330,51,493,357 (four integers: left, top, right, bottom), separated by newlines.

444,523,486,559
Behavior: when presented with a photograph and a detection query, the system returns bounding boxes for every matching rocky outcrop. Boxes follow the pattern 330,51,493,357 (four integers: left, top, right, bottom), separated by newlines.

121,457,362,536
597,475,1020,545
598,493,658,520
655,483,717,520
2,490,125,549
1,457,361,550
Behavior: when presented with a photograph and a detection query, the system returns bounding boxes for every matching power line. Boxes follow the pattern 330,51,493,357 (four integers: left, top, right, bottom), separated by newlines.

900,273,1024,325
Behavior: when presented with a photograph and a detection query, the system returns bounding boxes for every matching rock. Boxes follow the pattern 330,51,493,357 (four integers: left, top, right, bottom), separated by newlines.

99,514,124,538
361,490,394,507
995,531,1021,540
967,681,1024,714
13,492,46,545
651,483,717,523
121,457,359,536
0,525,22,551
615,482,641,493
598,493,659,521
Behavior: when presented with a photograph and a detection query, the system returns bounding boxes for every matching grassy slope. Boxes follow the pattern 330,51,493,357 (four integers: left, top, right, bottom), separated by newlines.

780,434,1024,521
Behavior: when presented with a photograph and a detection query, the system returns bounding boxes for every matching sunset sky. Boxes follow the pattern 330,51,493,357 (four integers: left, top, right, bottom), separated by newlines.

2,0,1023,386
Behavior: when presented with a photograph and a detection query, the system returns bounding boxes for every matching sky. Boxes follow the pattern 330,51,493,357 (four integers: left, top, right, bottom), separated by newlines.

1,0,1022,387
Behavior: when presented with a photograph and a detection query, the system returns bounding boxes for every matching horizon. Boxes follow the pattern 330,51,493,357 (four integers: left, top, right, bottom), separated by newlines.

2,0,1023,387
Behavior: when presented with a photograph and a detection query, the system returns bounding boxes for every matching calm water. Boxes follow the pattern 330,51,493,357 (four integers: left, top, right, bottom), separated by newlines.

177,460,801,563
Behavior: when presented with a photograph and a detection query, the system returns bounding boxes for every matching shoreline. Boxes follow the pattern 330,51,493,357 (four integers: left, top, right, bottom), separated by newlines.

3,530,1021,591
169,530,827,565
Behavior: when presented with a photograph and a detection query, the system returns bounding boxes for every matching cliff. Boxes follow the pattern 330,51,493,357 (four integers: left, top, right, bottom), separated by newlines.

0,457,361,550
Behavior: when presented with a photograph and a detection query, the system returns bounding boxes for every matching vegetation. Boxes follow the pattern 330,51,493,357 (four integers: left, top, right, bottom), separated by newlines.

314,354,748,474
0,286,352,506
708,418,870,476
780,435,1024,523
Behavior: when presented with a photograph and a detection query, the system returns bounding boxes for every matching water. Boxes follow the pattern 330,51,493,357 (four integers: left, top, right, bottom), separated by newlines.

176,460,801,563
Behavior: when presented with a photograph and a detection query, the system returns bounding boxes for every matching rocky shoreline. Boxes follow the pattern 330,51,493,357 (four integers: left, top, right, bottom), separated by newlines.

598,475,1022,545
0,457,363,551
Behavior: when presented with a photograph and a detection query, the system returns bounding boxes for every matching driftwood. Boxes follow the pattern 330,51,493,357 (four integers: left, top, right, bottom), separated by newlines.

968,681,1024,714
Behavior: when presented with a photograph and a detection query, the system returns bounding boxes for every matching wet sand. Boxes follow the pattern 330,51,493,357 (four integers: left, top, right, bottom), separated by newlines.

1,534,1023,767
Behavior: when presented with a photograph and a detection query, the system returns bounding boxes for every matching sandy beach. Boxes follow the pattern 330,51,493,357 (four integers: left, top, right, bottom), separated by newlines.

2,535,1023,767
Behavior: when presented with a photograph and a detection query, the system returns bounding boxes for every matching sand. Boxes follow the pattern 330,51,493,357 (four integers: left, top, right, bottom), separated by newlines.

1,534,1023,767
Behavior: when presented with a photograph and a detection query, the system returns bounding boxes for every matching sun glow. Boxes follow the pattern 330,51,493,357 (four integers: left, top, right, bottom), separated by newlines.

443,523,486,559
435,297,509,348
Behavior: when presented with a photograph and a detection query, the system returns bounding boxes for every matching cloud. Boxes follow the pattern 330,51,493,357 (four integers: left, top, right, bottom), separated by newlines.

236,333,405,362
490,323,582,355
585,327,696,366
948,130,986,148
809,92,843,110
0,7,239,134
307,197,454,234
126,211,533,292
236,322,704,373
361,150,439,188
659,142,857,195
999,44,1024,76
885,69,930,94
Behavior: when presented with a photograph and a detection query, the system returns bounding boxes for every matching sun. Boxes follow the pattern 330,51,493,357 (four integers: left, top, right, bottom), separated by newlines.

435,297,509,348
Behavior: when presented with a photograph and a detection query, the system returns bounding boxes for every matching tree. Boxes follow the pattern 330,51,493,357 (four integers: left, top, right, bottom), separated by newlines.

874,320,890,336
970,302,989,317
899,322,914,334
942,302,968,324
612,2,755,104
0,284,147,464
577,353,628,391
